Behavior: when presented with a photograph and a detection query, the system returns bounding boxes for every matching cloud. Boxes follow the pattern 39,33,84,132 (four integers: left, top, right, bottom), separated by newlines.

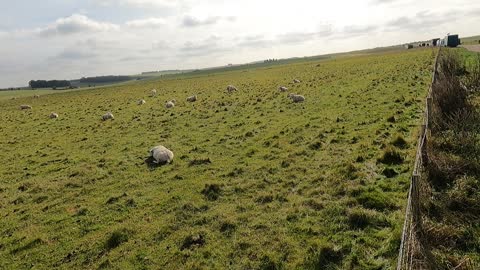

370,0,400,5
92,0,178,8
342,25,378,36
178,35,230,57
53,49,98,60
237,35,274,48
181,15,235,27
36,14,119,37
125,17,166,28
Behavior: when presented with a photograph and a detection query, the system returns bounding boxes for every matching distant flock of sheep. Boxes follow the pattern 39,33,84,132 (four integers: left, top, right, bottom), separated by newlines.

16,78,305,165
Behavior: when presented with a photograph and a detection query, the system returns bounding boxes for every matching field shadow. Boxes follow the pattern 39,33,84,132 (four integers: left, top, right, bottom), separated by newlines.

144,156,171,170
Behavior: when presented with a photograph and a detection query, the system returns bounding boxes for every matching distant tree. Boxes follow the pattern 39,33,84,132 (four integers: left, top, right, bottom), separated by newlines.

29,80,71,89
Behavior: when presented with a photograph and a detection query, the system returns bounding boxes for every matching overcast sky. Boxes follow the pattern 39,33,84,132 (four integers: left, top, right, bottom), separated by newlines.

1,0,479,88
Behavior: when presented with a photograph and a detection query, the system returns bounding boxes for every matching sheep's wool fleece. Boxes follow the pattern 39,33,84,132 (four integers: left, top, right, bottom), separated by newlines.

150,145,174,164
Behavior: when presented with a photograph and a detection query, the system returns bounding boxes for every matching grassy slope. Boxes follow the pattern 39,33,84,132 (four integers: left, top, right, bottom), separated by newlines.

0,48,435,269
0,89,77,101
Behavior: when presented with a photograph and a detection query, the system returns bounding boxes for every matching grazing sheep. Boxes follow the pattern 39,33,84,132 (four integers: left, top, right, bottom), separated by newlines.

138,99,146,105
226,85,237,93
279,86,288,92
289,94,305,103
186,95,197,102
102,112,114,121
49,112,59,119
20,105,32,110
149,145,174,164
293,79,301,83
151,89,157,96
165,101,175,108
33,94,40,98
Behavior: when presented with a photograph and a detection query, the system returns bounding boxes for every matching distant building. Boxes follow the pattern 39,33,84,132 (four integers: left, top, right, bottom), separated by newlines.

404,44,413,49
431,38,440,46
439,34,460,47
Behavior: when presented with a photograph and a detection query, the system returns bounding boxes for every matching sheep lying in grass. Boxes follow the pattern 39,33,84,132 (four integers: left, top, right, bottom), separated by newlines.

279,86,288,92
149,145,174,164
138,99,146,105
20,105,32,110
49,112,58,119
293,79,301,83
151,89,157,96
186,95,197,102
33,94,40,98
102,112,114,120
226,85,237,93
288,93,305,103
165,100,175,108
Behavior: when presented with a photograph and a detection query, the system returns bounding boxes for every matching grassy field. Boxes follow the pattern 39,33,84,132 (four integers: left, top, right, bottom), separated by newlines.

0,89,78,101
461,35,480,45
0,48,435,269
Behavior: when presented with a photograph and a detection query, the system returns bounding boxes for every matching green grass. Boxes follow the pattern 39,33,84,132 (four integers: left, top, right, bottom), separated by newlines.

461,35,480,45
0,89,78,101
0,48,435,269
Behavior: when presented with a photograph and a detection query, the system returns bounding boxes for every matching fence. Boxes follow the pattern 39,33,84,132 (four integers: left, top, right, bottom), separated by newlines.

396,48,440,270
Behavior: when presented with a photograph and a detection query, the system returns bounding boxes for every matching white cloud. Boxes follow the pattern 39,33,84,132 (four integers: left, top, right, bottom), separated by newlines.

91,0,178,8
125,17,166,28
181,15,235,27
36,14,119,37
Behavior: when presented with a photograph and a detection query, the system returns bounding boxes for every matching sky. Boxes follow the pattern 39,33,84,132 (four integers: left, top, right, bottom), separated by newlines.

0,0,479,88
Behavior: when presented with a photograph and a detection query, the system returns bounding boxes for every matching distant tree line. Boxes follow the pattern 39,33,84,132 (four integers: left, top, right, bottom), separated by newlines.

29,80,71,89
80,75,131,83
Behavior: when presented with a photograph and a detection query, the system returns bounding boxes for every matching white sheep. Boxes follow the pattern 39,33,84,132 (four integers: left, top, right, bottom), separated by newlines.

279,86,288,92
289,94,305,103
226,85,237,93
165,101,175,108
293,79,301,83
186,95,197,102
138,99,146,105
102,112,114,120
49,112,59,119
20,105,32,110
149,145,174,164
33,94,40,98
151,89,157,96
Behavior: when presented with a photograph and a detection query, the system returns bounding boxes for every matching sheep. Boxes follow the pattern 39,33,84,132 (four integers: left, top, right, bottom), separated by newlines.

226,85,237,93
279,86,288,92
33,94,40,98
20,105,32,110
149,145,174,164
138,99,146,105
186,95,197,102
165,101,175,108
293,79,301,83
288,94,305,103
150,89,157,96
102,112,114,121
49,112,59,119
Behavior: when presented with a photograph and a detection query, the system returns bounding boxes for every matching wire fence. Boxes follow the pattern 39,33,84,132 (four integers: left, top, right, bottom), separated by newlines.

396,48,439,270
396,48,477,270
